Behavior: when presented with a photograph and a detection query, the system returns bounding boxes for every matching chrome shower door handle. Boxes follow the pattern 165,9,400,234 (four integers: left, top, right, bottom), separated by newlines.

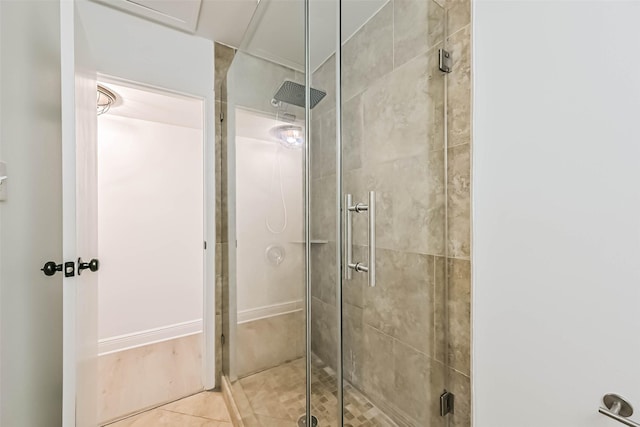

599,394,640,427
345,193,353,280
345,192,376,287
367,191,376,287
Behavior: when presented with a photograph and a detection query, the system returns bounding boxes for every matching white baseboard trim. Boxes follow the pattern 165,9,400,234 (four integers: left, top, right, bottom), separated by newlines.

237,300,303,324
99,319,203,356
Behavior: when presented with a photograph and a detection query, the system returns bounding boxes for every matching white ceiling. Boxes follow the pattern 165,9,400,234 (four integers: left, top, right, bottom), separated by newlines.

240,0,388,71
99,80,204,129
93,0,387,71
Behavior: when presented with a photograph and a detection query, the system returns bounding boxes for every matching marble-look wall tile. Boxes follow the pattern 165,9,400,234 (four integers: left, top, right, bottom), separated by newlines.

344,168,367,246
447,0,471,37
394,0,445,68
311,297,338,370
447,143,471,259
215,42,234,387
344,244,366,309
215,43,235,101
448,258,471,376
363,52,444,166
215,103,223,244
363,249,434,355
310,111,324,179
221,109,230,244
312,54,336,117
434,255,448,363
448,368,471,427
343,3,393,101
342,303,363,385
98,334,203,424
311,110,336,179
221,244,230,376
216,243,229,282
357,153,445,255
447,25,471,149
215,313,223,386
310,241,337,307
310,174,337,241
343,93,364,172
361,325,394,403
391,340,446,426
236,311,304,378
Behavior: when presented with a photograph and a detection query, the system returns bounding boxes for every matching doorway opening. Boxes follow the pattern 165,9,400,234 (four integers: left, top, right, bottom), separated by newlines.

95,77,206,425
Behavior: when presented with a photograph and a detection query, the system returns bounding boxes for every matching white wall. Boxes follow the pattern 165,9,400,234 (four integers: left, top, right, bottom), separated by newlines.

0,1,64,425
473,1,640,426
97,114,203,351
235,110,304,317
236,136,304,316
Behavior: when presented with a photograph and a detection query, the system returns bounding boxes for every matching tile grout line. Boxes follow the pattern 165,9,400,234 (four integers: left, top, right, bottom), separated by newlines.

159,408,234,424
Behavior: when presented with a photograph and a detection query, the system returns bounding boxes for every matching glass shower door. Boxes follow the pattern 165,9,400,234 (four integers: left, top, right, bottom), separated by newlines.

225,0,456,425
337,1,450,426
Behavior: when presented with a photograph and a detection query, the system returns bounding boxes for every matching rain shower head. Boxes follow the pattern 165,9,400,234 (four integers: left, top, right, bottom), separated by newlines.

273,80,326,109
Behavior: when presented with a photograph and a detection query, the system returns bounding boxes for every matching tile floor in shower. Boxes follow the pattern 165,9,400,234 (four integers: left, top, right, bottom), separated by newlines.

232,356,398,427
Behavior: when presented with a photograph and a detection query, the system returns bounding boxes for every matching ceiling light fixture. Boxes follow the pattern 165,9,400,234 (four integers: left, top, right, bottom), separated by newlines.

270,125,304,149
97,84,117,116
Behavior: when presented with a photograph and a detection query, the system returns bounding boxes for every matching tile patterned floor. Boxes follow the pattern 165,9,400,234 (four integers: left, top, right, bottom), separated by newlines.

235,356,397,427
106,391,232,427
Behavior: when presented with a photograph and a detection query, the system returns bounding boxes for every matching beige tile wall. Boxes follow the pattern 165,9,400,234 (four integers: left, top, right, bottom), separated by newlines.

98,334,203,425
310,0,472,426
236,311,304,378
215,42,235,386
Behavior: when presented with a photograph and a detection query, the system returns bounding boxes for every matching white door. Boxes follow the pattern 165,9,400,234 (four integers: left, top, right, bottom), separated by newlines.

474,1,640,427
61,1,99,426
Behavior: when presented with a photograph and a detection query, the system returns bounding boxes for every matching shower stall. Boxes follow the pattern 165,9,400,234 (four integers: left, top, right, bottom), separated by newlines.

221,0,470,426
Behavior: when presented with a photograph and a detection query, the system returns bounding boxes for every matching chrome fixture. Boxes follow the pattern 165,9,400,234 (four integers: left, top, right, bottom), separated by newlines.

297,415,318,427
345,191,376,287
599,394,640,427
439,49,452,73
97,84,117,115
272,80,326,109
440,390,455,416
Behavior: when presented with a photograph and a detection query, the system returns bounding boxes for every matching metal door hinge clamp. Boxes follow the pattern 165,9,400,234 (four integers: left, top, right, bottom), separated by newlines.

439,49,452,73
440,390,455,416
